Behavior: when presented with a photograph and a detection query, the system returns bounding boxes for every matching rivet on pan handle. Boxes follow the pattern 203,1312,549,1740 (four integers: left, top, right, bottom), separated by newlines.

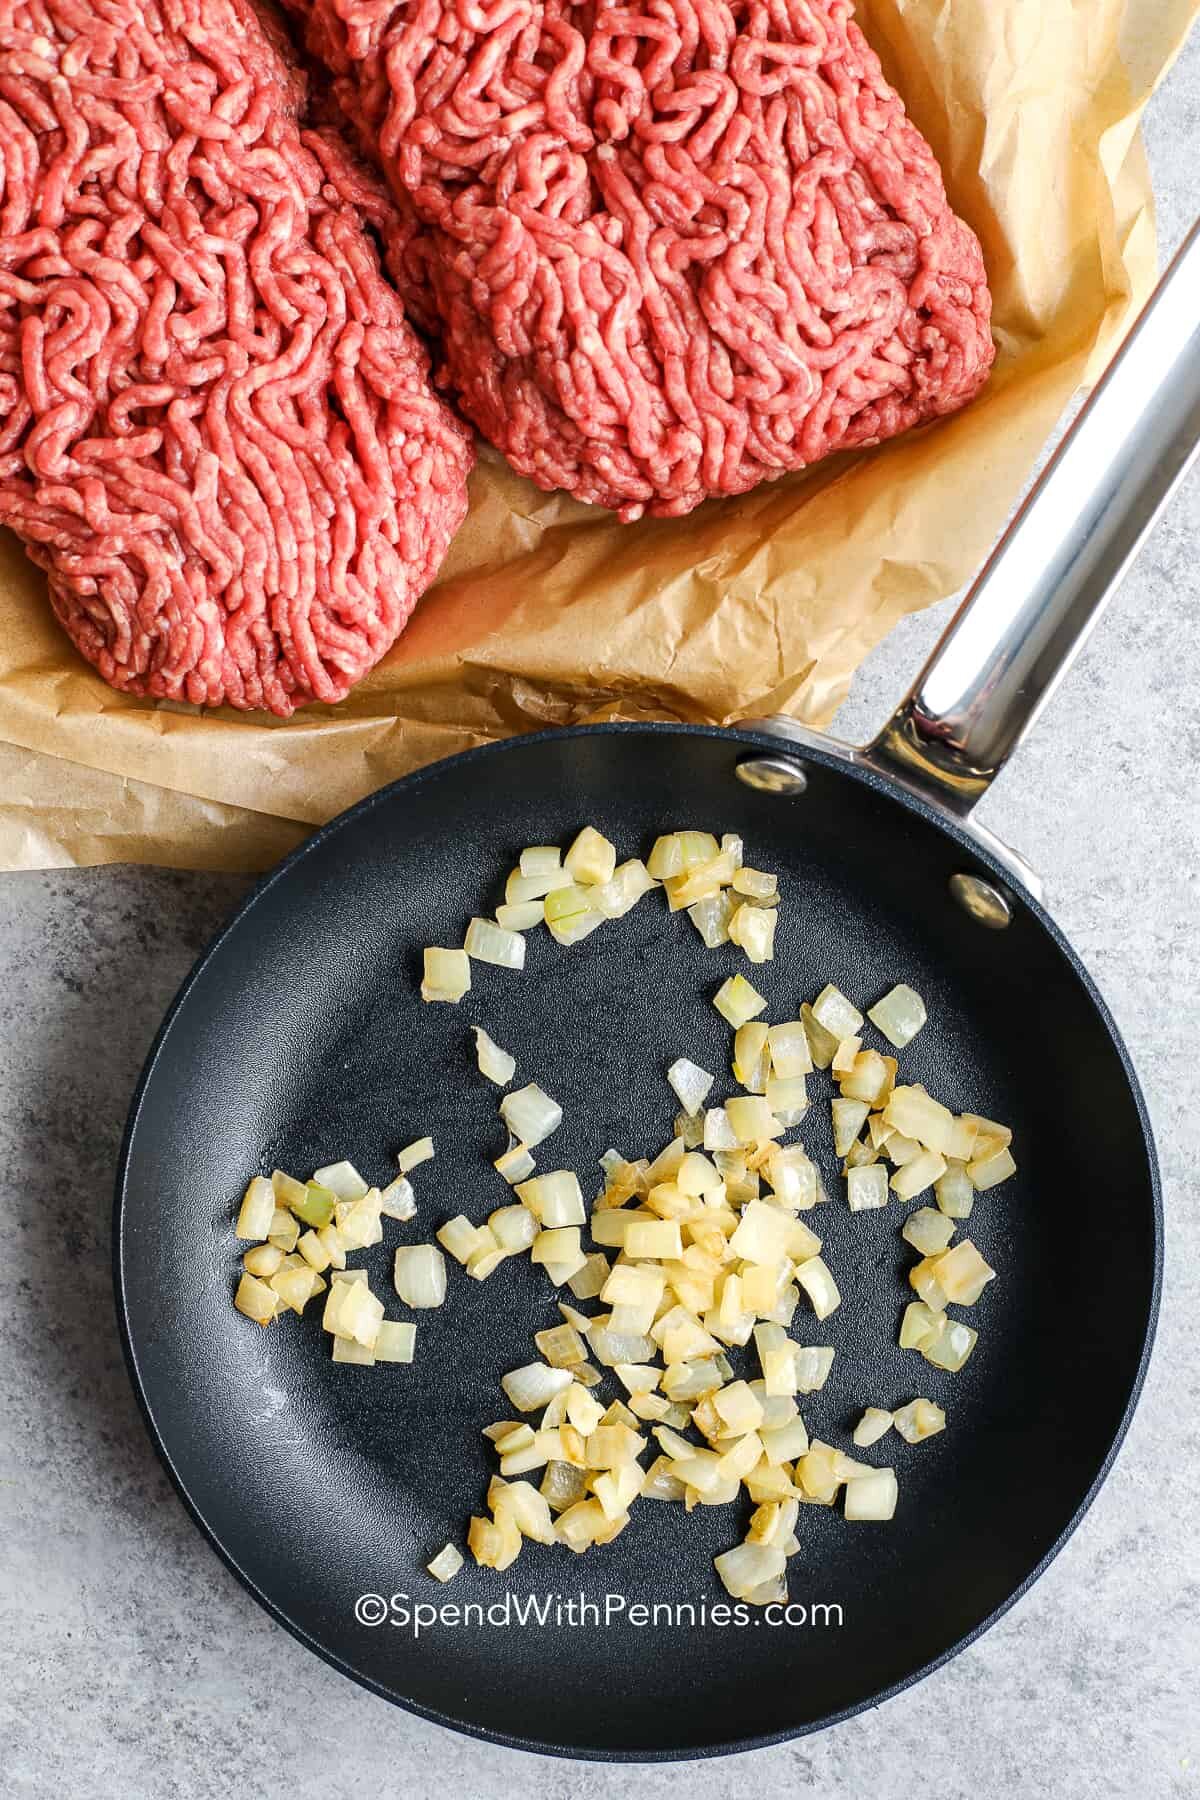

744,218,1200,899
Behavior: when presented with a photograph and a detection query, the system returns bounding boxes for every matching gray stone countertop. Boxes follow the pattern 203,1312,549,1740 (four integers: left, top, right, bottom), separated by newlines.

2,33,1198,1800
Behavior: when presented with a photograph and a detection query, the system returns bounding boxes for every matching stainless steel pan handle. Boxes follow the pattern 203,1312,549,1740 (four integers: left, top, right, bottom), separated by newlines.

744,219,1200,900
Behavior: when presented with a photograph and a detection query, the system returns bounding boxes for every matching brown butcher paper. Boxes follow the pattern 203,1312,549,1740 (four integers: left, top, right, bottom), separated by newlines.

0,0,1193,870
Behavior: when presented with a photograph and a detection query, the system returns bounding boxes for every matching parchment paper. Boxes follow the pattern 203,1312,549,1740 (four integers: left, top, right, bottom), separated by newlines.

0,0,1194,871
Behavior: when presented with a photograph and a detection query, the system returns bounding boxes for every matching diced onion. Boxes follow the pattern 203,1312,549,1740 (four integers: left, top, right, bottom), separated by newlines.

467,1511,521,1570
397,1137,435,1173
766,1021,812,1080
714,1542,785,1600
674,1108,705,1148
500,1083,562,1148
542,1459,591,1510
296,1230,331,1274
647,831,719,879
335,1190,384,1250
867,983,927,1048
465,917,526,971
713,1380,765,1435
928,1240,996,1305
642,1458,687,1502
325,1278,384,1348
676,1151,721,1197
887,1133,923,1167
811,984,864,1042
266,1208,300,1252
688,891,735,947
500,1361,573,1412
844,1468,898,1521
505,869,559,905
667,1057,715,1117
732,867,777,900
235,1176,275,1242
762,1075,805,1120
496,900,545,931
564,826,617,888
725,1095,781,1145
663,851,738,911
567,1252,610,1300
544,885,603,945
703,1107,738,1152
489,1204,538,1254
534,1324,588,1368
234,826,1017,1584
520,846,561,879
899,1300,942,1351
243,1243,284,1278
853,1407,895,1448
588,1325,656,1367
730,1199,794,1265
793,1346,835,1393
625,1218,683,1258
901,1207,956,1255
760,1418,810,1464
922,1318,978,1371
728,902,777,963
935,1162,975,1218
516,1170,585,1227
796,1256,840,1320
312,1161,369,1201
890,1149,947,1200
427,1542,463,1581
531,1225,583,1269
908,1256,948,1311
733,1021,770,1091
234,1271,278,1325
472,1026,516,1086
968,1145,1017,1190
594,859,656,919
893,1398,946,1443
494,1141,535,1184
765,1145,818,1210
393,1244,448,1309
801,1003,839,1069
646,833,685,879
375,1321,417,1364
378,1174,416,1222
713,974,768,1027
421,947,471,1003
847,1164,889,1212
884,1086,957,1157
288,1181,336,1228
270,1263,323,1315
437,1216,491,1265
838,1055,887,1111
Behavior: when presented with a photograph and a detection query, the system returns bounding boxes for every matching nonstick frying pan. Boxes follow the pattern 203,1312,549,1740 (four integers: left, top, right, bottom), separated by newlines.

115,222,1200,1758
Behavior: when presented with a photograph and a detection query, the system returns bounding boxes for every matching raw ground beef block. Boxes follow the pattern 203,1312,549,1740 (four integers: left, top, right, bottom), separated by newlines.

0,0,473,714
290,0,995,520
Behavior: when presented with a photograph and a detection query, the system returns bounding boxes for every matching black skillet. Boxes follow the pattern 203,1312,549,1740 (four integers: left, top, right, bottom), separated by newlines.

114,222,1200,1758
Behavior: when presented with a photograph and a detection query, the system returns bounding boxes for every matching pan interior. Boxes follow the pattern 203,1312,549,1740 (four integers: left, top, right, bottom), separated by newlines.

117,726,1157,1757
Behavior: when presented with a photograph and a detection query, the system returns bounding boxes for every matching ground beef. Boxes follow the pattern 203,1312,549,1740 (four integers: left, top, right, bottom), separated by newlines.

290,0,994,520
0,0,473,714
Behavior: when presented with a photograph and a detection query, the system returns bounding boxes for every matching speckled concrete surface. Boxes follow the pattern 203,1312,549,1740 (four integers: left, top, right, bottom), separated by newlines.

3,38,1198,1800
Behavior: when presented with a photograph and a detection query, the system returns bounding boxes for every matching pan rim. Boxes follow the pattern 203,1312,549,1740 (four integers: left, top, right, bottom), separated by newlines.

112,719,1163,1762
